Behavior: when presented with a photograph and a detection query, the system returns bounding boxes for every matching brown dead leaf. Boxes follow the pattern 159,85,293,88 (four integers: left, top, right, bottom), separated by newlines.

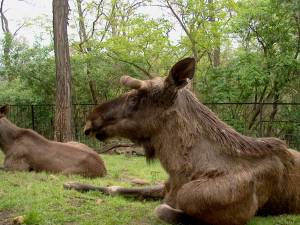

95,198,104,205
13,216,24,225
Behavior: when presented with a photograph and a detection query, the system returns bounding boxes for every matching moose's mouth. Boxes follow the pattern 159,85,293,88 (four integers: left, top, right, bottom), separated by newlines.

95,131,108,141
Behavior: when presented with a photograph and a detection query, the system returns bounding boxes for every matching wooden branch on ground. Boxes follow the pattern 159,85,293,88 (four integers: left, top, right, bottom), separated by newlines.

99,143,135,154
64,182,165,200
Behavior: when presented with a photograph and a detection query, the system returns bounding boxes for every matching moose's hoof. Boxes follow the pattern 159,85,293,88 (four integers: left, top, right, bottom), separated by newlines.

154,204,186,225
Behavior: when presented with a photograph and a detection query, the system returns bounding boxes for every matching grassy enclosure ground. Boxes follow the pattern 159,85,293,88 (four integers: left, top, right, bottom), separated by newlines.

1,152,300,225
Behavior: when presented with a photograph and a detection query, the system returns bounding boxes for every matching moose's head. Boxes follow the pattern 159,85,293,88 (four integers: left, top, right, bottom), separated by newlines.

0,105,9,119
84,58,196,142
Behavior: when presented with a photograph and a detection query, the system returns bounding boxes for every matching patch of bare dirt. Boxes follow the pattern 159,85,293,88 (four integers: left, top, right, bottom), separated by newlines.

0,209,15,225
64,222,78,225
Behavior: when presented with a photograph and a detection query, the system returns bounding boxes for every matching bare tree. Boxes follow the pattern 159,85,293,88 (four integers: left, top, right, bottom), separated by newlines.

164,0,201,62
0,0,11,80
0,0,24,81
162,0,206,89
53,0,74,142
0,0,9,33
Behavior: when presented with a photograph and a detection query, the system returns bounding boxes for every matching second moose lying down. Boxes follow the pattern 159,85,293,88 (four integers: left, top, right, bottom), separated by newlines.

0,105,106,178
66,58,300,225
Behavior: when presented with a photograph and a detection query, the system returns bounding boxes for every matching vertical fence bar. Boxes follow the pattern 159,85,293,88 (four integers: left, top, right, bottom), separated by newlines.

259,103,263,137
31,105,35,130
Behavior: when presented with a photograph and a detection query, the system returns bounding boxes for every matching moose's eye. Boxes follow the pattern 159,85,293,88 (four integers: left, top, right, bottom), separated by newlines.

127,95,141,111
129,95,139,105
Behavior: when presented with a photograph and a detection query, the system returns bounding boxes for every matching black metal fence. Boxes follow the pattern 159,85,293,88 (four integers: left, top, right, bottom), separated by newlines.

7,104,102,148
6,103,300,150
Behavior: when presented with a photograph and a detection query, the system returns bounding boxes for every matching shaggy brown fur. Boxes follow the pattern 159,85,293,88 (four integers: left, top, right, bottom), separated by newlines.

74,58,300,225
0,105,106,178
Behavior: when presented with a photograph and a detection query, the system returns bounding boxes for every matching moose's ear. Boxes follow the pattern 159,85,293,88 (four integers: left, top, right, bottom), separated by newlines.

166,58,196,88
0,105,9,115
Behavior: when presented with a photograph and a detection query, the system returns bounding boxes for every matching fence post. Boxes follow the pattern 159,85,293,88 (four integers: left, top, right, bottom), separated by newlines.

31,105,35,130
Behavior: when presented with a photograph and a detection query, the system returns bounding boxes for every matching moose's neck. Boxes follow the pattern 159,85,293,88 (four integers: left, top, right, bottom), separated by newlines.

151,89,291,175
0,118,22,154
149,103,205,175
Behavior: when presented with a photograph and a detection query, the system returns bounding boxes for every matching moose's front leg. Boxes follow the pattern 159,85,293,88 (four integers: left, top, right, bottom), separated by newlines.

163,176,189,208
157,174,258,225
155,176,204,225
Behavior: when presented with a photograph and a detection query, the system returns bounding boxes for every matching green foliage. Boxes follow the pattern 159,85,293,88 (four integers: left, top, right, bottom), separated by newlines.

195,0,300,140
0,0,299,142
0,79,42,104
0,40,55,104
200,52,268,102
103,16,177,77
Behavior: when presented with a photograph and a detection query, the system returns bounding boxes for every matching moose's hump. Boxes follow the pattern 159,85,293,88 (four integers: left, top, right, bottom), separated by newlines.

176,91,293,165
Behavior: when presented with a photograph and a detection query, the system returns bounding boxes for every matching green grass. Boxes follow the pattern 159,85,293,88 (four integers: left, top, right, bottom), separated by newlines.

1,152,300,225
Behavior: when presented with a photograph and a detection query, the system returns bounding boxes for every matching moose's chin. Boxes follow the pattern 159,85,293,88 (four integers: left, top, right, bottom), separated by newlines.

95,132,108,141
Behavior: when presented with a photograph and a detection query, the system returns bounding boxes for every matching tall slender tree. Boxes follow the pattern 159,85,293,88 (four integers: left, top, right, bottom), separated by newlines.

53,0,74,142
208,0,220,67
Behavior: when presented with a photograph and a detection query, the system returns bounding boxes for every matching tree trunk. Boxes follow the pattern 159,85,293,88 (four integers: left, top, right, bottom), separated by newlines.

2,32,12,80
213,47,220,67
208,0,220,67
53,0,74,142
266,83,280,136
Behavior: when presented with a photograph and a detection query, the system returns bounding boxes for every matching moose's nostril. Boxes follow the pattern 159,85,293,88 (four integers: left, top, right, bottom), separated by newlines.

84,129,91,136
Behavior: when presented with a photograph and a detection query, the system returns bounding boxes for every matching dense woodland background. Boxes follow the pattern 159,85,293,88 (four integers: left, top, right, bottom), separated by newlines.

0,0,300,147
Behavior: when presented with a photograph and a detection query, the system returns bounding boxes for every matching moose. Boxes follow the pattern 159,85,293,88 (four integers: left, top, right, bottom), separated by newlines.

65,58,300,225
0,105,106,178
